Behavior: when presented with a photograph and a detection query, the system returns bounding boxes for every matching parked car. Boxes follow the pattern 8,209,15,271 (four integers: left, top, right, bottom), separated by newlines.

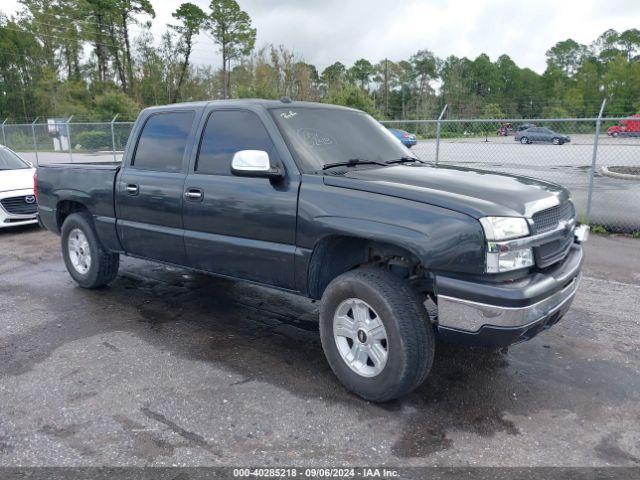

0,145,38,229
515,127,570,145
607,115,640,137
37,99,588,402
387,127,417,148
497,123,513,136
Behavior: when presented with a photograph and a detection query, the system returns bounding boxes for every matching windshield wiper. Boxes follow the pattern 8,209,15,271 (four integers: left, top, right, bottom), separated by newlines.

385,156,423,165
322,158,387,170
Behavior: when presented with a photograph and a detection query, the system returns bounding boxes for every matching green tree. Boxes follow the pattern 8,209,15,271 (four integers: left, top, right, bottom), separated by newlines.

480,103,505,119
323,83,377,116
208,0,256,99
546,39,587,77
618,28,640,61
348,58,374,90
170,2,207,102
116,0,155,93
321,61,346,92
411,49,437,115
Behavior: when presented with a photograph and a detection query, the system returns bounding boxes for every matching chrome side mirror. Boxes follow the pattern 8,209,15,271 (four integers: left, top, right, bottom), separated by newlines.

231,150,283,178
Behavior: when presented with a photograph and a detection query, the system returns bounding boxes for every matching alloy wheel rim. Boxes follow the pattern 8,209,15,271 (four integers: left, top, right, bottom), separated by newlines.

68,228,92,275
333,298,388,378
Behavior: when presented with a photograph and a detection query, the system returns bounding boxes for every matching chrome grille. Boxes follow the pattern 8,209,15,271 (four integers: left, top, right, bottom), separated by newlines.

532,201,575,234
0,195,38,215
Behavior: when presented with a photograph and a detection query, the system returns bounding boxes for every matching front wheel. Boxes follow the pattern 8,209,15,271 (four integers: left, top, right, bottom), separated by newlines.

61,212,119,288
552,137,563,145
319,267,434,402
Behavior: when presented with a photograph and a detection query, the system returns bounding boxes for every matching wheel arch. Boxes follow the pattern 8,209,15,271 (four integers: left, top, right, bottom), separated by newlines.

56,200,91,230
306,234,426,300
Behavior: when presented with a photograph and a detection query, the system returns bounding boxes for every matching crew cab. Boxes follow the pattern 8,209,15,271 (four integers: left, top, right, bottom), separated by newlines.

36,99,588,402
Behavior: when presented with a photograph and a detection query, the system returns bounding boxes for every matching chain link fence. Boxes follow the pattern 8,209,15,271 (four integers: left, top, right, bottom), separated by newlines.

383,115,640,233
1,111,638,232
0,119,134,166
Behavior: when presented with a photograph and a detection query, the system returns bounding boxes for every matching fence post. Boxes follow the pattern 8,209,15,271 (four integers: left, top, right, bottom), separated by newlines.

585,99,606,224
1,118,7,147
31,117,39,166
111,114,119,162
435,104,448,165
66,116,74,163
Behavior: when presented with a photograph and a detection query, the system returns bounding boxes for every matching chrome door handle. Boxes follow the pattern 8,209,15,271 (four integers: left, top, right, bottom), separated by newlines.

126,184,139,195
185,189,203,200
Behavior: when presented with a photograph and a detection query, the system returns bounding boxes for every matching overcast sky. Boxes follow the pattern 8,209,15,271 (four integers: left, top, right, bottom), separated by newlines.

3,0,640,73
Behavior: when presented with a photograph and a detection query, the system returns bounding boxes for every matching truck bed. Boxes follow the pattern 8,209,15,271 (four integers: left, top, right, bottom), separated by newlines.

37,163,121,240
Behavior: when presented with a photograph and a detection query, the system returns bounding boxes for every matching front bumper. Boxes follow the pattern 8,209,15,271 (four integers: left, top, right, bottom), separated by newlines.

435,243,583,347
0,189,38,229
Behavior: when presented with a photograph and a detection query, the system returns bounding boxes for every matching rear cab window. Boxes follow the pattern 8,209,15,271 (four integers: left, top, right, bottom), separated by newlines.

132,111,195,172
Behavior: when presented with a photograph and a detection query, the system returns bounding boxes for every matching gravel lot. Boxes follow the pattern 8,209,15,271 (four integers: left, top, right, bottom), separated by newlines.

0,225,639,467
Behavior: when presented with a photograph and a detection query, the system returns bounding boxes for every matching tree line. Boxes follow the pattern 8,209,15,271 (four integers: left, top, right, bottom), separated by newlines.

1,0,639,122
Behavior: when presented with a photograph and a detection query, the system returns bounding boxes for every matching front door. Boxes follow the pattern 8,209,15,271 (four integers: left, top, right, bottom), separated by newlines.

182,109,299,289
116,110,197,265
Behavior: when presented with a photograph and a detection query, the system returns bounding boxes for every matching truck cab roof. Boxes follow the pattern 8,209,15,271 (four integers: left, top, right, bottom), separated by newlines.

141,98,360,114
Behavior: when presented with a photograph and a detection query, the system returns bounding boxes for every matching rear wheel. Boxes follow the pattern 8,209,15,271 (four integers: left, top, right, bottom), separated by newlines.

61,212,119,288
319,267,434,402
520,136,529,144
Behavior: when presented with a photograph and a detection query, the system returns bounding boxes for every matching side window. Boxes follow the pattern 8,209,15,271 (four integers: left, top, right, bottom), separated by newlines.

132,111,195,172
196,110,280,175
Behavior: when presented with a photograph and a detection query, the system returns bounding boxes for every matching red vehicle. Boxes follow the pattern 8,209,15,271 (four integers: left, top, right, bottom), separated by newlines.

607,115,640,137
497,123,513,136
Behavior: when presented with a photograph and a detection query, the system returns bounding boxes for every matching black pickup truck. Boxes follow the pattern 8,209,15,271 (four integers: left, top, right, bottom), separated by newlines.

37,99,588,401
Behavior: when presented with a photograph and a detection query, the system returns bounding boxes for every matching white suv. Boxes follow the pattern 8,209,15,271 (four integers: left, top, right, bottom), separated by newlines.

0,146,38,229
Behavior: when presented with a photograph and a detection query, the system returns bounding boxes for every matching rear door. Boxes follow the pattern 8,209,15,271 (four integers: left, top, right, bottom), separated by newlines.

116,109,198,264
182,108,299,289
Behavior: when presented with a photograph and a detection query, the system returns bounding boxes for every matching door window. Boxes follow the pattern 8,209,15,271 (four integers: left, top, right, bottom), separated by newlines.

132,111,195,172
196,110,280,175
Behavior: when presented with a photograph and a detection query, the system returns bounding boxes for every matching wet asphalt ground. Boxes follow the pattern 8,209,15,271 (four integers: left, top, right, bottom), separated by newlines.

0,225,639,467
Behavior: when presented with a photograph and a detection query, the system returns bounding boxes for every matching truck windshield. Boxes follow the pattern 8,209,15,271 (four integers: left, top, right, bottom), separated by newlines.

0,148,30,170
270,107,415,172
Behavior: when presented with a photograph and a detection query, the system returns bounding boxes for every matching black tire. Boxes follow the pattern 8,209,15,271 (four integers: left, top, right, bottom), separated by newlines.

552,137,562,145
61,212,119,288
520,136,529,144
319,267,435,402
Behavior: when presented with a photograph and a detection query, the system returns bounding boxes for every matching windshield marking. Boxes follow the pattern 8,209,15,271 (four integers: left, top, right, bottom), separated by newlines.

297,128,335,149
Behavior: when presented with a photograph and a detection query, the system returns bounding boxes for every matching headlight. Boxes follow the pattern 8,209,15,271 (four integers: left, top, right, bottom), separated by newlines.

480,216,530,240
481,217,533,273
486,244,534,273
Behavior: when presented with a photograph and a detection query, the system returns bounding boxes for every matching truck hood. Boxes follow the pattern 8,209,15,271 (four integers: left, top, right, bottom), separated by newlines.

323,164,569,218
0,168,35,194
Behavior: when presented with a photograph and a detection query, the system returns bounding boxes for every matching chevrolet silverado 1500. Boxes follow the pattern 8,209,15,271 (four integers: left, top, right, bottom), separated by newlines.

37,99,588,401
